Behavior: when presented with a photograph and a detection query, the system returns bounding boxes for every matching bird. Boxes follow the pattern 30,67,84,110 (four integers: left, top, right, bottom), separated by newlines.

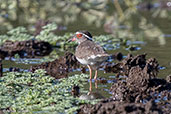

68,31,109,80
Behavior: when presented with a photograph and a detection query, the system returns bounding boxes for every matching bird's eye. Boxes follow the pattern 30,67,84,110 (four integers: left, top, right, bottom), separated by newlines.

76,33,82,38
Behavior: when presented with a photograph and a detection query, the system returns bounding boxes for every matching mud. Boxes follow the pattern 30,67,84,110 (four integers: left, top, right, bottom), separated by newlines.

78,54,171,114
78,99,170,114
111,52,123,61
166,75,171,83
30,52,80,79
104,54,159,76
0,110,3,114
0,60,2,77
0,40,52,59
110,54,169,103
0,50,8,60
1,47,170,113
71,85,80,97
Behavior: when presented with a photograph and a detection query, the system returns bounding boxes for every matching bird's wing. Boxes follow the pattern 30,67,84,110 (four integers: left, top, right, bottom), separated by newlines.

75,40,109,60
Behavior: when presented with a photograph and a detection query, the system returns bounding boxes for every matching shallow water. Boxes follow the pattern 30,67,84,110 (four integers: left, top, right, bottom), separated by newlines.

1,1,171,98
2,36,171,98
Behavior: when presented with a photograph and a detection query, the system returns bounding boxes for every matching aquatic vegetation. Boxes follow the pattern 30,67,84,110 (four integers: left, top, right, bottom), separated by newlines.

0,23,73,46
0,27,32,45
35,23,74,46
0,69,98,113
0,23,125,66
0,23,122,51
0,1,170,113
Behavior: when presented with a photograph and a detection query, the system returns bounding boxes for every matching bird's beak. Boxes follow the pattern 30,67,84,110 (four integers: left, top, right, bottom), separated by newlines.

67,36,76,42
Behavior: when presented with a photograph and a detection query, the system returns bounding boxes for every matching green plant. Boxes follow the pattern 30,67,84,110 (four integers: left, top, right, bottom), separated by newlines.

0,69,98,113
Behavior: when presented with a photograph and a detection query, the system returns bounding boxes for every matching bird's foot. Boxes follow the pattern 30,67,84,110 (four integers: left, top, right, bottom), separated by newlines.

87,91,91,95
93,77,97,80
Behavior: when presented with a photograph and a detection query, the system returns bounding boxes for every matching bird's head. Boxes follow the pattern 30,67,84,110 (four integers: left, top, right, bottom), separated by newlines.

68,31,93,44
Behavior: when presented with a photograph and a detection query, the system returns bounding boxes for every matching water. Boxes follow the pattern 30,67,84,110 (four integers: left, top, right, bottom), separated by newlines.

1,1,171,98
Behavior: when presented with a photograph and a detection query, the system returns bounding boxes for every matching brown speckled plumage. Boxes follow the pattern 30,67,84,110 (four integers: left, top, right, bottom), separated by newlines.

75,40,108,69
70,31,109,80
75,40,108,59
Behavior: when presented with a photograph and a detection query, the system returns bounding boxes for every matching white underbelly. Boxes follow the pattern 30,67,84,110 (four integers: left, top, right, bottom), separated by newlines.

76,57,89,65
76,57,96,65
76,55,108,65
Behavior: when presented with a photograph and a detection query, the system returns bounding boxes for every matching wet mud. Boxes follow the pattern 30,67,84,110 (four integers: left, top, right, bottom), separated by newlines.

0,60,2,77
78,54,171,114
0,40,52,59
0,47,170,113
111,52,123,61
104,54,158,76
30,52,80,79
78,98,170,114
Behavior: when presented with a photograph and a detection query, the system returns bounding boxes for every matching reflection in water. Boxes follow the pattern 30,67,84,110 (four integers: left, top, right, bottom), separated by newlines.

88,79,98,95
0,0,170,43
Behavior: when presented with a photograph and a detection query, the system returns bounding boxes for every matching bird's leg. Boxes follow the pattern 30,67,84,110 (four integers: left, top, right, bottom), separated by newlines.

94,70,98,80
95,80,98,89
88,80,92,95
87,65,92,80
